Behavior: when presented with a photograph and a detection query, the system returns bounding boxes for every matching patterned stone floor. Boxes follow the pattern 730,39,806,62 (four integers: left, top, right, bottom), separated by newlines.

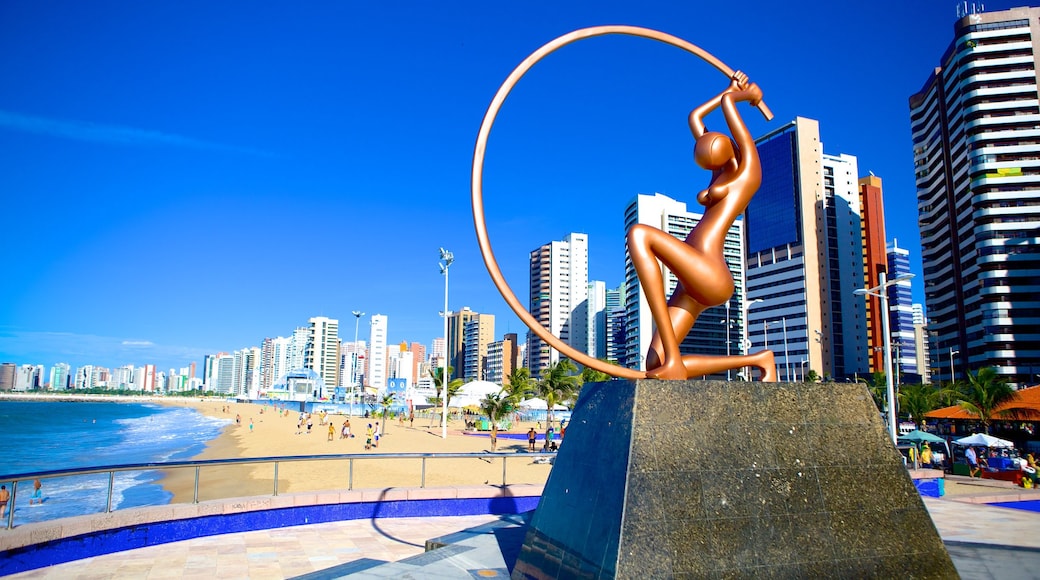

4,515,503,580
5,490,1040,579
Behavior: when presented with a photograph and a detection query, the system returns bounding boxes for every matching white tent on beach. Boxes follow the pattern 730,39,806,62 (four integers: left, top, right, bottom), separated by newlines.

518,397,567,411
451,380,503,408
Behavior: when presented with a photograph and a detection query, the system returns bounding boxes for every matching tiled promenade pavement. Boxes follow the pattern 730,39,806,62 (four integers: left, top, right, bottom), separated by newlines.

4,514,504,580
6,483,1040,579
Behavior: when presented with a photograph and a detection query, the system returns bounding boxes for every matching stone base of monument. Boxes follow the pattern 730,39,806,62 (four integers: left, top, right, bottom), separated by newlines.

512,379,958,579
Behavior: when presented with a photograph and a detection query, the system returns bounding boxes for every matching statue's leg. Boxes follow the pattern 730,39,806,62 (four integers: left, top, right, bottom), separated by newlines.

681,350,777,382
628,225,697,379
646,292,706,371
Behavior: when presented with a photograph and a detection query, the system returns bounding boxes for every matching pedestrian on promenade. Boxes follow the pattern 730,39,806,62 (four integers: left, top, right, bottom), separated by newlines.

966,446,979,477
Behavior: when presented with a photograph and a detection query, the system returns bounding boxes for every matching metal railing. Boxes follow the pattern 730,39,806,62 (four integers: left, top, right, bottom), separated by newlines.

1,451,556,529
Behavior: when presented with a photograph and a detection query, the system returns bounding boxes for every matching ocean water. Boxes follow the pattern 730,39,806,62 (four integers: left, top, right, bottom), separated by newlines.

0,400,230,526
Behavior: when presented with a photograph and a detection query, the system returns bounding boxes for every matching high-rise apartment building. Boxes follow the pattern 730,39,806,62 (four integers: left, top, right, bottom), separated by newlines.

410,342,426,388
306,316,340,389
463,314,495,381
447,307,492,380
858,175,890,375
888,241,919,381
16,364,39,391
0,363,15,391
49,363,70,390
486,333,519,385
528,233,589,374
623,193,746,376
388,342,414,387
261,336,294,392
605,285,627,366
215,354,234,394
587,281,607,360
368,314,388,390
747,118,867,381
913,303,931,384
911,6,1040,386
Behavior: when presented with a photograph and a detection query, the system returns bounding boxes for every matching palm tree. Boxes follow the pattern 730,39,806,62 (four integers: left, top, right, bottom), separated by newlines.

445,379,465,416
537,359,581,428
380,393,395,435
428,366,464,426
503,367,534,406
480,393,514,451
955,367,1020,433
859,372,888,413
898,383,947,430
580,364,611,385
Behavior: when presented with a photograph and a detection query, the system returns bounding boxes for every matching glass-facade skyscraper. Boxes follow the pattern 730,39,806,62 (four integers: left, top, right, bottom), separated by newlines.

746,117,867,381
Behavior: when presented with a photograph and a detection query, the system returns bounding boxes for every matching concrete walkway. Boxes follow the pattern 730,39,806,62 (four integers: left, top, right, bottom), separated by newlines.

5,480,1039,579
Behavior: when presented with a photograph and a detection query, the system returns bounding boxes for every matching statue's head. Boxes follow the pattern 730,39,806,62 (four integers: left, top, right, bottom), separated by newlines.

694,131,734,170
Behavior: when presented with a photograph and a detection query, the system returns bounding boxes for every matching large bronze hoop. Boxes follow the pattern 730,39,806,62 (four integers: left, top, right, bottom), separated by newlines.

471,25,772,379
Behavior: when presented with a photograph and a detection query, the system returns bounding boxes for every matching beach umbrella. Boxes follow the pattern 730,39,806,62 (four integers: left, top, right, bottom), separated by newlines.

953,433,1014,448
898,430,946,445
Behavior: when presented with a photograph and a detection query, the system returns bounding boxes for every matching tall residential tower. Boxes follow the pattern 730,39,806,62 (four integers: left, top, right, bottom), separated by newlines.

910,6,1040,386
527,233,589,374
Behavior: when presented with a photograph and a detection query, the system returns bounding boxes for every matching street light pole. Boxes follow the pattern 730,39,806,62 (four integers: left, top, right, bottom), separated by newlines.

949,348,959,384
351,310,365,417
781,317,790,382
720,301,732,380
854,271,914,444
439,248,454,440
742,298,763,381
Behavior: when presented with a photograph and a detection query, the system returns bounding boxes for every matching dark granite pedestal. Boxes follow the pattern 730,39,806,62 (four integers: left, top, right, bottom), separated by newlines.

512,379,958,579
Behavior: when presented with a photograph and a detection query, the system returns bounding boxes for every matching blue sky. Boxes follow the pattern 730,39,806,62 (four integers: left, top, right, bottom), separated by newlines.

0,1,1021,372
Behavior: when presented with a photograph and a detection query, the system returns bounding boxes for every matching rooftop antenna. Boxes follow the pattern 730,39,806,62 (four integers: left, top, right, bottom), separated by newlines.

957,2,985,19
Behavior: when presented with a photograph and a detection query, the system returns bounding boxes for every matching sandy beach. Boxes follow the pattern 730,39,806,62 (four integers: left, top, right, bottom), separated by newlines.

157,399,554,503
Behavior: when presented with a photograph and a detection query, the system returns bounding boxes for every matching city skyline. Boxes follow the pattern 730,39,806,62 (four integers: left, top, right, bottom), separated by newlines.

1,1,1025,372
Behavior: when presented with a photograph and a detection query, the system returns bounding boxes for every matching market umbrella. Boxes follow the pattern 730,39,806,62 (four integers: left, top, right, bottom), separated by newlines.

953,433,1014,448
898,430,946,445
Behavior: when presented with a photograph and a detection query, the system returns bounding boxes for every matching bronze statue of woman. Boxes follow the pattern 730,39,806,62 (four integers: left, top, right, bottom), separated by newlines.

628,72,776,381
472,26,777,381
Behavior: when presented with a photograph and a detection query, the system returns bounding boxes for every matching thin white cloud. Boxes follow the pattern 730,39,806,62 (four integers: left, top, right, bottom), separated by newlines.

0,109,273,157
0,330,214,369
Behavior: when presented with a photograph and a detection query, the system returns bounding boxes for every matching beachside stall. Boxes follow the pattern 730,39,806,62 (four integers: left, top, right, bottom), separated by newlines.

951,433,1029,485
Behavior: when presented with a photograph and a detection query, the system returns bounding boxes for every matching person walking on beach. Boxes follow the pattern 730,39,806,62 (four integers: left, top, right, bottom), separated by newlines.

249,419,254,433
409,412,414,427
0,485,9,518
528,428,537,452
306,416,314,434
328,423,335,441
365,424,374,450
